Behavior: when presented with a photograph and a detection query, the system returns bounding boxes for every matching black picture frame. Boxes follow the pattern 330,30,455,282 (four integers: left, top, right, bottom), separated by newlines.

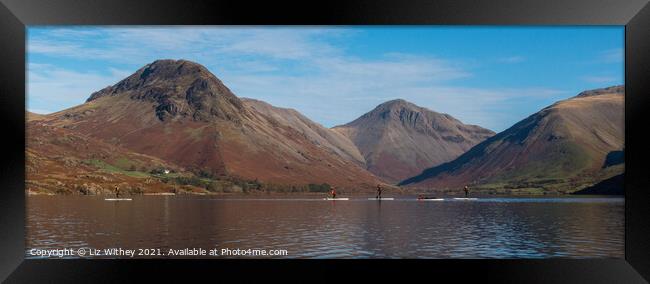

1,0,649,282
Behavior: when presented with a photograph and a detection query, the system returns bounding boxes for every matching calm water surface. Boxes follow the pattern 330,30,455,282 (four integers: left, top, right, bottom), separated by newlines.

26,195,624,258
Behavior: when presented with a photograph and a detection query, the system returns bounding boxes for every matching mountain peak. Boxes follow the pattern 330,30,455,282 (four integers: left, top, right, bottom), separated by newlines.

575,85,624,98
142,59,211,78
87,59,219,101
378,99,417,110
372,99,455,120
400,85,624,190
42,60,383,191
334,99,495,182
85,59,243,122
382,98,408,105
358,99,458,127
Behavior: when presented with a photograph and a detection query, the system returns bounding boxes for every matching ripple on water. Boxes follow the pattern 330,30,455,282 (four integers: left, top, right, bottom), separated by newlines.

26,196,624,259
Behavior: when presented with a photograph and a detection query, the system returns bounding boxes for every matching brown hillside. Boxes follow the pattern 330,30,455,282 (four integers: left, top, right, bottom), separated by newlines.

333,99,494,183
37,59,382,191
400,86,624,193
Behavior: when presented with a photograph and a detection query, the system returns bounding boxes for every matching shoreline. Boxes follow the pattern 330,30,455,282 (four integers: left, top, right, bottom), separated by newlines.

26,190,624,198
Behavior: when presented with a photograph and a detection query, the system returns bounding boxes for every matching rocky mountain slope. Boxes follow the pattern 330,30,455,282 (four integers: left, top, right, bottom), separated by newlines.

400,86,624,194
242,98,365,165
35,59,383,191
333,99,495,183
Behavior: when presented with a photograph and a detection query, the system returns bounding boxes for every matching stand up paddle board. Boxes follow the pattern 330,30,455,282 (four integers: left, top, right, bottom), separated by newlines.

418,198,444,201
367,198,394,200
323,198,349,200
104,198,133,201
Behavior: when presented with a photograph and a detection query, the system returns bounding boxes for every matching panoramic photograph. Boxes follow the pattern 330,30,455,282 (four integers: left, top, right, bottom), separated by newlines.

26,26,624,258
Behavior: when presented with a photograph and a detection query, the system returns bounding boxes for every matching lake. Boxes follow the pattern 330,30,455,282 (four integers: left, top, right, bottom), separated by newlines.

26,195,624,258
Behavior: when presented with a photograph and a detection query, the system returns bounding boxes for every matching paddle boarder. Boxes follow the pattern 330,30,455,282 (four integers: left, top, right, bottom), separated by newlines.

115,186,121,198
376,184,382,199
330,186,337,199
417,194,437,200
463,185,469,197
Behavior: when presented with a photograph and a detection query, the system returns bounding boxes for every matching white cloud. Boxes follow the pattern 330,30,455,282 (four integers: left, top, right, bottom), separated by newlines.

27,63,131,113
26,27,573,131
217,30,336,60
312,55,469,82
599,48,623,63
221,66,566,131
28,27,346,64
28,27,472,116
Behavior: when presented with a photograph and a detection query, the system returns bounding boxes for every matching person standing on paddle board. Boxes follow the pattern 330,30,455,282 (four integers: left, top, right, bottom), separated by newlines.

376,184,382,199
463,185,469,197
330,186,337,199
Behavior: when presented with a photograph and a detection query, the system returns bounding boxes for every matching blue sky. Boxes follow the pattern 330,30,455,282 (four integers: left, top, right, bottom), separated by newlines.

27,26,623,132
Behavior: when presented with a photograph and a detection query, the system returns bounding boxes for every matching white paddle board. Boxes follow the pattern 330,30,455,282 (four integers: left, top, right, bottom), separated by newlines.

104,198,132,201
419,198,444,201
367,198,394,200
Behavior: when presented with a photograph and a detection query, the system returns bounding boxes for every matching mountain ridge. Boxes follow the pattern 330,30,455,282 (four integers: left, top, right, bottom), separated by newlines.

85,59,245,123
400,85,624,193
333,98,495,183
242,98,366,165
35,59,384,191
27,59,623,194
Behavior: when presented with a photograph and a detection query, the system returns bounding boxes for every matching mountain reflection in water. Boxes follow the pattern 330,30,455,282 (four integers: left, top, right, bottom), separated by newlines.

26,196,623,259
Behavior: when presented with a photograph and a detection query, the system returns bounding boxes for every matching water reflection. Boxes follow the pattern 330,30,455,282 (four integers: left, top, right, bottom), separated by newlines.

26,196,624,258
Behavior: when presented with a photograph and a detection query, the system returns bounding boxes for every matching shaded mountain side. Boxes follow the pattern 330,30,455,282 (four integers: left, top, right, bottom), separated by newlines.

38,59,383,191
603,150,624,168
333,99,494,183
400,85,624,193
571,174,624,195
